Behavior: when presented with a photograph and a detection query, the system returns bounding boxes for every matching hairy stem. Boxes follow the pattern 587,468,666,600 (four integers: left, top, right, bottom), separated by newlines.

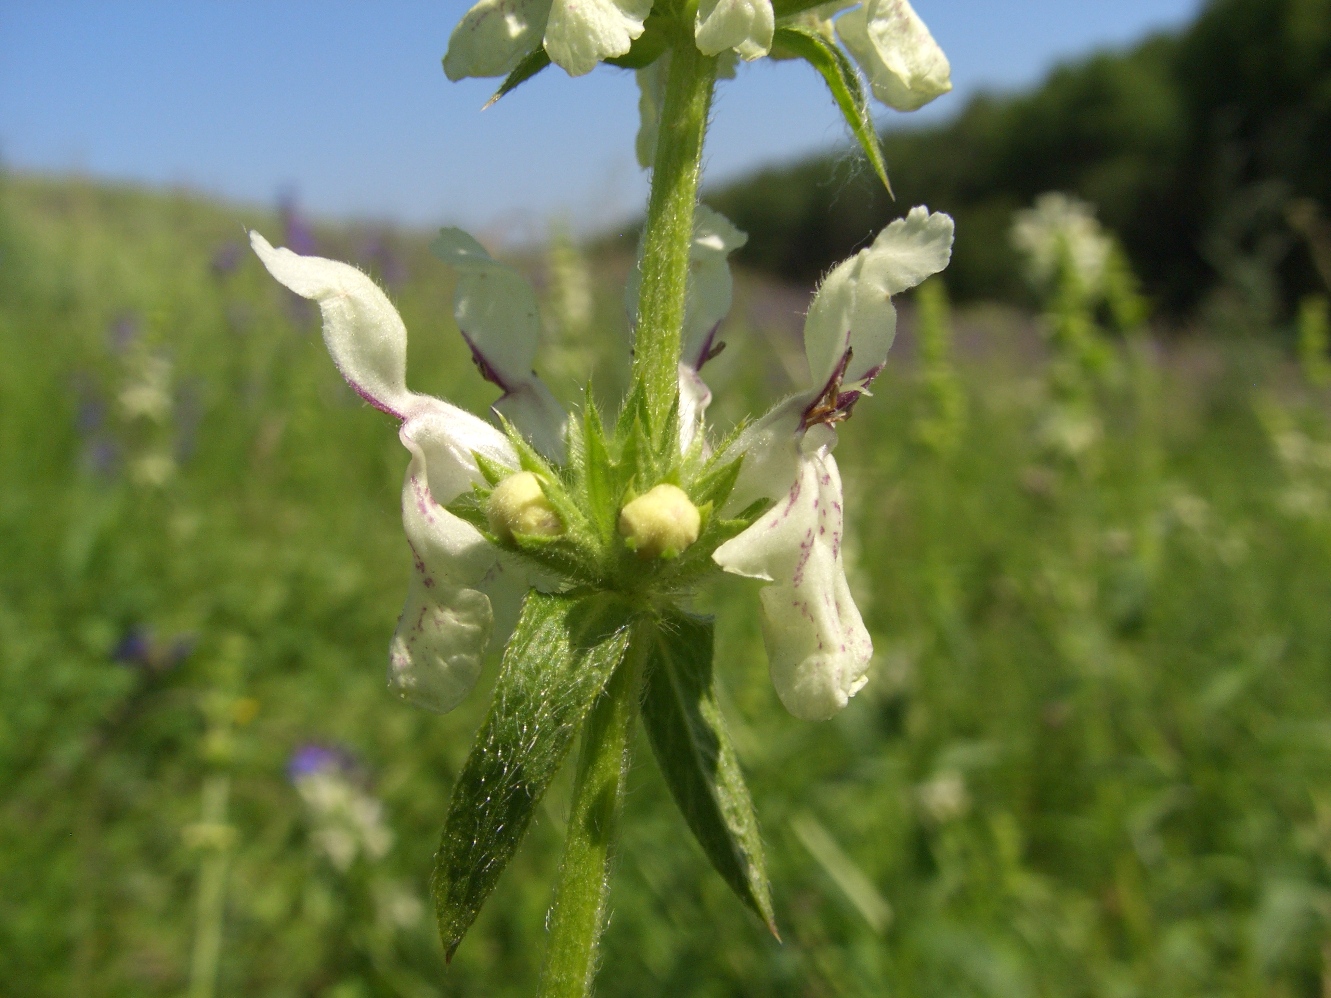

631,27,718,452
537,627,648,998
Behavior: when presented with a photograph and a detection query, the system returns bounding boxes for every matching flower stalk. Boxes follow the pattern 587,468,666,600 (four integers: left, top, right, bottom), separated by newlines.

537,630,648,998
630,24,718,450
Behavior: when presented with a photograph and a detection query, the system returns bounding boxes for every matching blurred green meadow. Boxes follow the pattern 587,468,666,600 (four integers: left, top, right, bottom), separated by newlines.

4,170,1331,997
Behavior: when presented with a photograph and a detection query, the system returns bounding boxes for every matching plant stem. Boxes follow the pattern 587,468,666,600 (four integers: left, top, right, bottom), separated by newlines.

537,629,648,998
188,774,233,998
631,26,718,452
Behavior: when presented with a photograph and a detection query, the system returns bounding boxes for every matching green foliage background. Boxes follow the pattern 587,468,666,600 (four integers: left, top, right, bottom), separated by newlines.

6,164,1331,996
708,0,1331,318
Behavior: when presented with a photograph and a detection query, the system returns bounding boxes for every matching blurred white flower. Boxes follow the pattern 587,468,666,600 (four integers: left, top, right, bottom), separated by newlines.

1012,193,1114,297
916,770,969,824
118,352,174,423
290,748,393,873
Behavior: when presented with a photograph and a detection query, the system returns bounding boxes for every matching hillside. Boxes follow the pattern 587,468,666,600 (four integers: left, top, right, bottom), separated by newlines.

706,0,1331,320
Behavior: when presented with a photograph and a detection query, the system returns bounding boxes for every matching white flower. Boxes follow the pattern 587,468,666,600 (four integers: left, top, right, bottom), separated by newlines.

443,0,948,103
626,205,747,453
251,231,542,714
445,0,653,79
836,0,951,111
695,0,775,61
432,228,567,460
712,207,953,720
1011,192,1114,297
294,766,394,872
634,55,670,169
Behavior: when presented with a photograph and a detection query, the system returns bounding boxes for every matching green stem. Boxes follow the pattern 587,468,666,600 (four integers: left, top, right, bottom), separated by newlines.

537,629,648,998
631,27,718,451
188,774,233,998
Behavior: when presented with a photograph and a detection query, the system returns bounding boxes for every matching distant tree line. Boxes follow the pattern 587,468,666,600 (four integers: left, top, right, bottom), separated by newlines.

705,0,1331,321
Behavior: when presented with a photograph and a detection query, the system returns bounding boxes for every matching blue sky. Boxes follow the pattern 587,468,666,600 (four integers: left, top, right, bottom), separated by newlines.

0,1,1203,239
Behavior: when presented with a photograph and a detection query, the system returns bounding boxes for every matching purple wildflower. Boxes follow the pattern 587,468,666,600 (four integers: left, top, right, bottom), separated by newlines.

287,743,356,783
108,312,141,354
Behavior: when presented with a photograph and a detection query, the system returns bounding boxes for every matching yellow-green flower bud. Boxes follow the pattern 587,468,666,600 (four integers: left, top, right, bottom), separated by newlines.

618,484,701,559
486,471,562,542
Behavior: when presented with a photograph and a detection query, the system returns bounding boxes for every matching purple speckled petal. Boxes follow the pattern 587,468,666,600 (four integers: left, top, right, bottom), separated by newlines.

713,440,871,720
389,431,500,714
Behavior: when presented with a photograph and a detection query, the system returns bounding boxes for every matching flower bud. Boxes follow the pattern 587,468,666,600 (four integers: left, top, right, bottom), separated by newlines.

618,484,701,559
486,471,562,541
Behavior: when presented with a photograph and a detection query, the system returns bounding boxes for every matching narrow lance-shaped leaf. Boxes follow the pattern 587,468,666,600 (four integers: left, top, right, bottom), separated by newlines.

774,24,892,196
483,47,552,109
640,609,777,935
432,590,636,960
581,397,618,540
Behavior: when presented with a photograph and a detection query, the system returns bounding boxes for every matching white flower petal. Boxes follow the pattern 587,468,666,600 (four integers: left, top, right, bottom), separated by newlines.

402,403,518,506
251,231,413,418
543,0,651,76
678,362,713,455
432,227,568,459
389,434,500,713
803,206,953,390
717,396,809,515
836,0,951,112
443,0,553,80
433,227,543,386
493,379,568,461
695,0,775,60
634,54,669,169
715,443,871,720
626,204,747,370
683,205,748,367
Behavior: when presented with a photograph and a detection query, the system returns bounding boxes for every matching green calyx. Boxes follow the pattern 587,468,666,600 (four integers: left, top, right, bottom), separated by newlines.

450,394,757,598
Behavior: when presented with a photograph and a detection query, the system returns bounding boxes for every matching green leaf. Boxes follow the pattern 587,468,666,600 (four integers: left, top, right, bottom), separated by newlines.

582,398,617,539
482,48,552,109
774,25,892,196
640,609,777,936
432,590,636,960
688,452,743,512
472,450,509,488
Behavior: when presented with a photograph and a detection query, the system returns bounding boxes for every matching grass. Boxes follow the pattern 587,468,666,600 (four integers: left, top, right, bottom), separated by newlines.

3,172,1331,997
